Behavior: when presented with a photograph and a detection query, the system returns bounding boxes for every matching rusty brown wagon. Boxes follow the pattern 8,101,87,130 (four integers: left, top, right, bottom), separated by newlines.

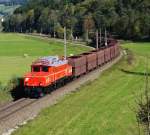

81,52,97,72
90,49,105,66
104,47,111,62
68,55,86,77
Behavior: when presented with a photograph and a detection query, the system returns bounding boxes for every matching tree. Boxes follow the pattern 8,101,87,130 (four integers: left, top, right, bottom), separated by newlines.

2,0,150,40
15,14,24,32
26,9,34,32
48,9,59,37
83,13,95,41
38,8,49,34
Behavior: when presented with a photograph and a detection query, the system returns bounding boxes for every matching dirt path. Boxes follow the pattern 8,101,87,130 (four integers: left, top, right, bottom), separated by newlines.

0,53,123,135
20,33,94,50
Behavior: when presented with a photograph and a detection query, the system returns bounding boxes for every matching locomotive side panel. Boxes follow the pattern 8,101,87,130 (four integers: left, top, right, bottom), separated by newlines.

53,64,68,81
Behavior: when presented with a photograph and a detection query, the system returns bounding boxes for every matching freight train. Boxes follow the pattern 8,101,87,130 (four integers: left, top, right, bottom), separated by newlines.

24,39,120,97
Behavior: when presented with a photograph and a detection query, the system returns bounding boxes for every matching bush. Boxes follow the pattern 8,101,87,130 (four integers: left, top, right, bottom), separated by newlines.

66,29,72,40
55,24,72,39
125,49,134,65
0,81,3,91
33,30,37,33
4,76,19,92
3,76,25,100
137,100,150,125
136,64,150,134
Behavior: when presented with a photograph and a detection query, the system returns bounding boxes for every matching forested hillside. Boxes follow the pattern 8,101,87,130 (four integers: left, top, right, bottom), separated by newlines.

2,0,150,40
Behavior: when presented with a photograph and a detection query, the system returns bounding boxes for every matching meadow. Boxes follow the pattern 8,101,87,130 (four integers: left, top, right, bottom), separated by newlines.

0,33,91,103
12,42,150,135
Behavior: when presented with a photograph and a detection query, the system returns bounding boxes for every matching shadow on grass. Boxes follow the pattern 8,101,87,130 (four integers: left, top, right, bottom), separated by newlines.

120,69,150,76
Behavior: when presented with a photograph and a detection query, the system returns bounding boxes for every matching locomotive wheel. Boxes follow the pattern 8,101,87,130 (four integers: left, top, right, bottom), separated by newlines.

24,87,30,97
24,87,44,98
36,87,44,98
43,86,52,94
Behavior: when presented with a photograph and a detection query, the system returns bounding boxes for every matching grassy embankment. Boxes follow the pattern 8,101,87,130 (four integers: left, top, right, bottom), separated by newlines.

12,42,150,135
0,33,91,103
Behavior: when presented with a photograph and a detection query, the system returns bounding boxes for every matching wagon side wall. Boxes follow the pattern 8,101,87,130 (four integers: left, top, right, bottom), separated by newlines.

97,50,105,66
82,53,97,71
68,56,86,77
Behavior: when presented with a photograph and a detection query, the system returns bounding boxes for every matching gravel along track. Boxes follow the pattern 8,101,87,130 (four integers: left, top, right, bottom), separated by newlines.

0,98,27,113
0,98,37,121
0,53,122,135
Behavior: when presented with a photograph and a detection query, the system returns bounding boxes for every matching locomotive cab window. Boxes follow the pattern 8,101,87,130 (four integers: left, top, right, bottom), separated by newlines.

42,66,49,72
33,66,40,72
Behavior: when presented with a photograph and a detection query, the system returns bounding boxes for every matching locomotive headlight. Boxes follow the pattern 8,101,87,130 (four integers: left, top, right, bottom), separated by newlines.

39,82,42,86
25,78,29,82
46,77,50,83
70,69,72,73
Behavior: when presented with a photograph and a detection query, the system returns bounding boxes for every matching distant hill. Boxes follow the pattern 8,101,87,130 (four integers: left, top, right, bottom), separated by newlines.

0,4,20,16
0,0,27,5
0,0,27,16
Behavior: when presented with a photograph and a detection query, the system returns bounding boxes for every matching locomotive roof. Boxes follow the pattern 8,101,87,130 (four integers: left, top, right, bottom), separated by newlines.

32,56,68,67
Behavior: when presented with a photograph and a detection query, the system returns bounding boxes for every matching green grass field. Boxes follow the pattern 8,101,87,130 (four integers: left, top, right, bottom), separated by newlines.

0,33,91,56
123,42,150,56
0,33,91,103
12,43,150,135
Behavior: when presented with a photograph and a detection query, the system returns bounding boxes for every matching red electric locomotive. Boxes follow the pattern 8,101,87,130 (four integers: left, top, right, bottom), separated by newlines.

24,56,72,97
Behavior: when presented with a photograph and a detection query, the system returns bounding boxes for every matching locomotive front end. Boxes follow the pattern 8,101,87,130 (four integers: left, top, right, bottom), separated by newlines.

24,56,73,97
24,66,51,97
24,76,47,87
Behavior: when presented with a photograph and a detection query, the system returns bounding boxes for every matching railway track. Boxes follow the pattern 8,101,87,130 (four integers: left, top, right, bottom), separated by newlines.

0,98,26,112
0,98,37,121
0,52,122,135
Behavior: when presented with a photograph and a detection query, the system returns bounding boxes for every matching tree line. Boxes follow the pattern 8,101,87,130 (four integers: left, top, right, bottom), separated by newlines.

2,0,150,40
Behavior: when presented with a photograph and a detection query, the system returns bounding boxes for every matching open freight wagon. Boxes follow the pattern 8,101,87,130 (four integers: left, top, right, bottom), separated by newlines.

81,52,97,72
90,49,105,66
68,55,86,77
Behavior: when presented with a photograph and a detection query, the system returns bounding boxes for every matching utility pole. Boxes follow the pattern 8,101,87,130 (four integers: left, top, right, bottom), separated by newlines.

53,21,56,38
63,0,68,60
99,28,102,48
96,30,99,50
105,28,108,47
64,27,67,60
